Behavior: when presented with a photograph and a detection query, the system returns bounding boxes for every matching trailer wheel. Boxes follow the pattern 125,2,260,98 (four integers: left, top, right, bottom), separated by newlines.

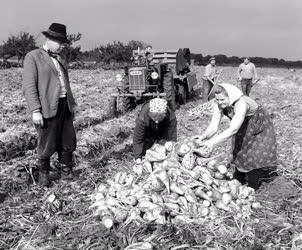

163,71,176,111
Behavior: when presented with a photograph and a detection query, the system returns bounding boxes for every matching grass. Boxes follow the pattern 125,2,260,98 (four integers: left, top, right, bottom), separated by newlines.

0,66,301,249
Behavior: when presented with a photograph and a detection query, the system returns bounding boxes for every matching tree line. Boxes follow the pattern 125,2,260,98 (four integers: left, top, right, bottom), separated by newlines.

1,31,301,68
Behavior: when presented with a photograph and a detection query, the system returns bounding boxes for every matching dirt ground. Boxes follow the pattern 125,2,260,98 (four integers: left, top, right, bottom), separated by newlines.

0,66,302,249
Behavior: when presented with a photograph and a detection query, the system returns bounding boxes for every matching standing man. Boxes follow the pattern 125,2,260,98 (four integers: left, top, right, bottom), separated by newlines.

22,23,77,187
238,57,258,96
202,57,218,102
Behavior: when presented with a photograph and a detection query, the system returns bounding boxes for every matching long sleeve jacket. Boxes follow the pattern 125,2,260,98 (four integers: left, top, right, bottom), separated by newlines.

133,102,177,159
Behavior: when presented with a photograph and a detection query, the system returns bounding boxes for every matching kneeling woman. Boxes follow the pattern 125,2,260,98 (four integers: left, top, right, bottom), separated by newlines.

133,98,177,163
196,83,277,189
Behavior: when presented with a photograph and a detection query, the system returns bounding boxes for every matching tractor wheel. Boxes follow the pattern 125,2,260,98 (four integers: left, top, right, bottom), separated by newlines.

163,71,176,111
178,84,188,105
108,96,117,118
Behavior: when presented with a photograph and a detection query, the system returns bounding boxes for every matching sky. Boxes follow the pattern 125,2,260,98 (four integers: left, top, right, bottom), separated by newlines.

1,0,301,60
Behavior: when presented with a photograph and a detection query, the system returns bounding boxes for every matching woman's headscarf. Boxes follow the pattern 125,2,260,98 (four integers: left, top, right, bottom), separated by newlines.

150,98,167,113
219,83,243,105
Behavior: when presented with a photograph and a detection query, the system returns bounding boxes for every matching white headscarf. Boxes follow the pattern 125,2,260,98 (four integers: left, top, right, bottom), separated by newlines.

218,83,243,105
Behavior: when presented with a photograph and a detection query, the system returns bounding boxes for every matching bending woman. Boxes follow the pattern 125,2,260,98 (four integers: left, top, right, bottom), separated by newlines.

195,83,277,189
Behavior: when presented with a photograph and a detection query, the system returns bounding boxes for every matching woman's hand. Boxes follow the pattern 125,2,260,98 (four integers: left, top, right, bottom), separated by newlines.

191,135,206,147
200,139,215,153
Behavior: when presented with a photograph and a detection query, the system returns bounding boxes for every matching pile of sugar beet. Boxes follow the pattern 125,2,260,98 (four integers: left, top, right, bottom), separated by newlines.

90,138,261,228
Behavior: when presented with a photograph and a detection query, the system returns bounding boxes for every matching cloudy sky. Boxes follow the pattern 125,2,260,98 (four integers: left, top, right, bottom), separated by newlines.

1,0,301,60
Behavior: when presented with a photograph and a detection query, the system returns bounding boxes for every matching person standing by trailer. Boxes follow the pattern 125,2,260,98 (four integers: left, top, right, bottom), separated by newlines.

202,57,218,102
22,23,77,187
133,98,177,164
238,57,258,96
194,83,277,190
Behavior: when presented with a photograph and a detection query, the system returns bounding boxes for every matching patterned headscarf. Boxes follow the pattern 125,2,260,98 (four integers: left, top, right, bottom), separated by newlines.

149,98,167,113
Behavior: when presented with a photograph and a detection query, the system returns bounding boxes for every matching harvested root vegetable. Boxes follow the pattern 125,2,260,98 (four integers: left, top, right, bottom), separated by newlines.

182,152,195,170
215,200,231,212
114,172,123,184
170,182,185,195
200,207,210,217
114,209,128,223
194,165,213,177
163,159,181,169
145,144,166,162
217,164,227,174
201,173,213,186
133,164,144,176
164,141,173,152
154,168,170,193
144,161,153,173
119,172,128,185
173,215,192,224
203,200,211,207
102,216,114,229
218,185,231,193
211,190,222,201
97,184,107,193
214,172,225,180
177,144,191,157
221,193,232,205
124,196,138,206
165,202,180,212
184,189,198,203
138,201,159,212
192,147,211,158
225,171,234,180
207,159,217,170
251,202,261,209
195,187,211,201
143,211,156,222
178,196,189,210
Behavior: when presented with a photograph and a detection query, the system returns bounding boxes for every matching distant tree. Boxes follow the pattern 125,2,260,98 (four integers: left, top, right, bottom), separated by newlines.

61,32,82,63
2,31,36,65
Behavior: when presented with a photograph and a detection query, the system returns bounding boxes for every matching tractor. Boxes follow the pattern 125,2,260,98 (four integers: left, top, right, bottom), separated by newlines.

109,47,198,116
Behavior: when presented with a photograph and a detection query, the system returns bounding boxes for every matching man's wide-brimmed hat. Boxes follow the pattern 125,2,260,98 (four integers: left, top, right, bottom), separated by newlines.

42,23,69,43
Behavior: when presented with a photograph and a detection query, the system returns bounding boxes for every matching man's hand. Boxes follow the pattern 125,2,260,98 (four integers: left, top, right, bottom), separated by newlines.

238,76,242,81
32,111,44,126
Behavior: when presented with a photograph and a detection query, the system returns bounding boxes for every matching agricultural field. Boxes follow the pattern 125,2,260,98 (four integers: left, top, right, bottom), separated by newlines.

0,66,302,250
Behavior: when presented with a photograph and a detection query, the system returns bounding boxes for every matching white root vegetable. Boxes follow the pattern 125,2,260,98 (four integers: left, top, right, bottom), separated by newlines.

221,193,232,205
182,152,195,170
164,141,174,152
177,144,191,157
215,200,231,212
200,207,210,217
102,216,114,229
133,164,144,176
195,187,211,201
144,161,153,173
137,201,159,212
184,189,198,203
214,172,225,180
97,184,107,193
251,202,261,209
207,159,217,170
170,182,185,195
217,165,228,174
192,147,211,158
203,200,211,207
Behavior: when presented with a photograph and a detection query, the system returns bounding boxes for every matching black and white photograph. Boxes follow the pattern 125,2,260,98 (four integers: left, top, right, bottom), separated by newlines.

0,0,301,249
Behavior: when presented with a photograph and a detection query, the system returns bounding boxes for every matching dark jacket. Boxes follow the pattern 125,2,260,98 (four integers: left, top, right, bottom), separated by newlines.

22,48,76,118
133,102,177,159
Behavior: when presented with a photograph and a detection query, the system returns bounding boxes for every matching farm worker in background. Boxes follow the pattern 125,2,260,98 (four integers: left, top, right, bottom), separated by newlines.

238,57,258,96
194,83,277,190
133,98,177,163
22,23,77,187
202,57,218,102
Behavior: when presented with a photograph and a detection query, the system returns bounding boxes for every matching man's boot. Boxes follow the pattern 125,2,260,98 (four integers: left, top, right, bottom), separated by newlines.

60,152,74,180
38,159,51,187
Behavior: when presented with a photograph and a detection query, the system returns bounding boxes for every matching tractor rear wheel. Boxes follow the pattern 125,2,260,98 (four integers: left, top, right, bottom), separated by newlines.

163,71,176,111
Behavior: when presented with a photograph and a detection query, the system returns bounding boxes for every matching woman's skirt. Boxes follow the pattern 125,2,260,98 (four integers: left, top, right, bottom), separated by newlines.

232,106,277,173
